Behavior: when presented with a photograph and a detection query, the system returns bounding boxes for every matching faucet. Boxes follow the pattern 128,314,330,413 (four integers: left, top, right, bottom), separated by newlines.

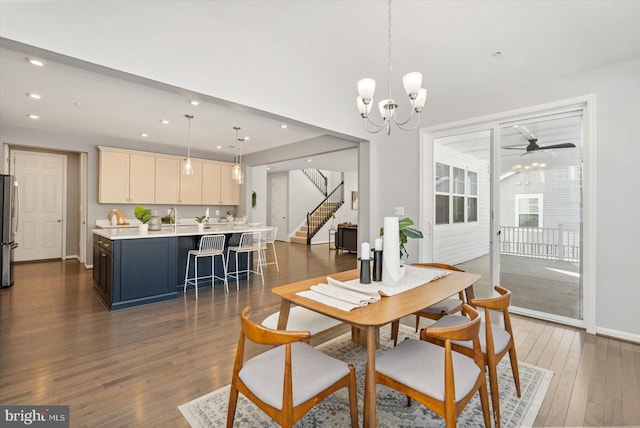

169,206,178,232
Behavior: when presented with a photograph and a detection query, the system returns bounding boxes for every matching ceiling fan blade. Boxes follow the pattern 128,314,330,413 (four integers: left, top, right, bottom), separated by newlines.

503,146,526,150
538,142,576,150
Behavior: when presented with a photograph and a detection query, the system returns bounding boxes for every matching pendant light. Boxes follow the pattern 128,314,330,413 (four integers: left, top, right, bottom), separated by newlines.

231,126,246,184
183,114,194,176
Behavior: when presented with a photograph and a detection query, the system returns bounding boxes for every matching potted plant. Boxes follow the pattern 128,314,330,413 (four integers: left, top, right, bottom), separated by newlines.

226,209,235,222
380,217,423,260
135,205,152,233
195,215,207,232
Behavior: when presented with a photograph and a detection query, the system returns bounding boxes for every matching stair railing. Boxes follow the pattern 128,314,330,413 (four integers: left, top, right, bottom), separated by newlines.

302,168,328,196
306,181,344,244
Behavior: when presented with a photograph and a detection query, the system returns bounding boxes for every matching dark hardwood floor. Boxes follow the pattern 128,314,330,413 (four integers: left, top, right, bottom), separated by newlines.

1,242,638,427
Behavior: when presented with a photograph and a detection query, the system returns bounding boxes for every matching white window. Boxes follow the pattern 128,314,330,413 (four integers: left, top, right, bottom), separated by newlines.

467,171,478,222
436,164,478,225
515,194,543,227
435,162,450,225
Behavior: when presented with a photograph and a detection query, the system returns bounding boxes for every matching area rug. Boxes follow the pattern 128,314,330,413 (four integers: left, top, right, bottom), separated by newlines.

179,326,553,427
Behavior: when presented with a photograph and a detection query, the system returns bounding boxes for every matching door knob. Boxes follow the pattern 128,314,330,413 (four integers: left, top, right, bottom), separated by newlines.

57,219,62,223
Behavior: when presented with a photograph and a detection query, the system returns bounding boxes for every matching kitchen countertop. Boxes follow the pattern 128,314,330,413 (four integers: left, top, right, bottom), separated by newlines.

93,224,271,240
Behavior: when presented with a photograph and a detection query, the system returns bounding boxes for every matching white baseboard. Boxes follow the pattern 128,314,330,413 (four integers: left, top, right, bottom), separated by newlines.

65,255,79,261
596,327,640,344
85,264,93,269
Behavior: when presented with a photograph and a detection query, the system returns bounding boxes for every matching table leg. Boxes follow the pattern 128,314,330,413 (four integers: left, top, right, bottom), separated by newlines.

363,325,377,427
464,285,476,305
276,300,291,330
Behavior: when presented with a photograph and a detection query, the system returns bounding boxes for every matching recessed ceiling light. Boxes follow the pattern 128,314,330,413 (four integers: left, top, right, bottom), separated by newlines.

539,163,547,168
27,93,42,100
531,162,539,167
160,119,169,125
266,167,271,171
307,158,312,162
280,124,288,129
189,100,199,106
27,114,39,119
524,165,531,170
140,133,149,137
216,145,222,149
27,58,44,67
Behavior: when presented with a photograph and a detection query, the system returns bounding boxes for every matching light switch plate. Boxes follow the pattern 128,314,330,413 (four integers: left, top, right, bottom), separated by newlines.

394,207,405,216
215,210,220,216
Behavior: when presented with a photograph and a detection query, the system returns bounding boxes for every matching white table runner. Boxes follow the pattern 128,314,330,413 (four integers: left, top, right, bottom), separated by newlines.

296,265,451,311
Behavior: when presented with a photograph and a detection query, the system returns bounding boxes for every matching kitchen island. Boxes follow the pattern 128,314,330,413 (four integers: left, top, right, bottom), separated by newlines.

92,224,270,310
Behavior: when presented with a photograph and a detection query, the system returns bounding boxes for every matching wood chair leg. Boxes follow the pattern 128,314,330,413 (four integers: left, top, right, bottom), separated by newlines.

391,320,400,346
415,314,421,332
508,346,522,397
488,362,501,428
478,376,492,428
347,366,358,427
226,384,239,428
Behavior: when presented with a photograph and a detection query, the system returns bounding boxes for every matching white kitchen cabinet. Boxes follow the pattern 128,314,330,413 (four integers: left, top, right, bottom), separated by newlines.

98,148,155,204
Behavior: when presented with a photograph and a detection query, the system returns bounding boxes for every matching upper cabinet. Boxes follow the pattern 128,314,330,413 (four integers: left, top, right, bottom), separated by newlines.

202,162,239,206
98,146,234,206
99,148,155,204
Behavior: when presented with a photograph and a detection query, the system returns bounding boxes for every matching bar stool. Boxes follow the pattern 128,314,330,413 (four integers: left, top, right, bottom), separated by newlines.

226,231,263,290
260,226,279,272
183,234,228,299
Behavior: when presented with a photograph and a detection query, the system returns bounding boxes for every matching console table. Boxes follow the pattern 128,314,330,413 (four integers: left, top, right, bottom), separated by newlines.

336,224,357,253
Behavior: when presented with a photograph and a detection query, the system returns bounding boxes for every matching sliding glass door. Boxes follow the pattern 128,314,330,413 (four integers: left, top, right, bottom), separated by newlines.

498,113,583,320
423,107,585,322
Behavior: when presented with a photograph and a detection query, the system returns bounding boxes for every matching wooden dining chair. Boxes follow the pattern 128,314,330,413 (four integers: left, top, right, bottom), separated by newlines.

227,306,359,428
374,304,491,428
390,262,466,346
424,286,520,428
412,263,466,329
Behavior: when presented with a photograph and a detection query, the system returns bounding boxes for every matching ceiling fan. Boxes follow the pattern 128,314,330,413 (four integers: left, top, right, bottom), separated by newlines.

503,125,576,153
503,138,576,153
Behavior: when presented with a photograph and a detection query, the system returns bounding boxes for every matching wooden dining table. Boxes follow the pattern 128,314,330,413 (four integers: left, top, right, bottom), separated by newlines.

272,267,481,427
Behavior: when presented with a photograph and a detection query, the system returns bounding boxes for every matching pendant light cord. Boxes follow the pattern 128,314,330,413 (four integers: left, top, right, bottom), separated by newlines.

387,0,392,101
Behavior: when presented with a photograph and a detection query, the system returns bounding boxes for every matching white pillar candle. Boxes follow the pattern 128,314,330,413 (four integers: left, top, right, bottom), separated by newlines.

361,242,370,259
375,238,383,251
205,207,210,218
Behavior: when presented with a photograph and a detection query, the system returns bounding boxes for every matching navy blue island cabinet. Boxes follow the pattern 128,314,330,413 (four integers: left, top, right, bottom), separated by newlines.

93,233,177,310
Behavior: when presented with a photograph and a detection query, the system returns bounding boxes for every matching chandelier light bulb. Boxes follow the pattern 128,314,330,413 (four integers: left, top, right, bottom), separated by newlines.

413,88,427,111
357,78,376,103
402,72,423,98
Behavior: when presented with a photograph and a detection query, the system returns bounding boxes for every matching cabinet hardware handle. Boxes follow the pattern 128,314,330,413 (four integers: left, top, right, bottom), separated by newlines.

101,254,107,257
103,243,110,248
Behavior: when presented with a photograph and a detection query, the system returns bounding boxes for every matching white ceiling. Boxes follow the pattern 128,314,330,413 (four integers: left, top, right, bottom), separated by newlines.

1,1,639,172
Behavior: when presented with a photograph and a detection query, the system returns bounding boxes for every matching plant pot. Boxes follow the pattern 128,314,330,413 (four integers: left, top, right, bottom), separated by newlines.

226,215,234,222
197,223,205,233
139,223,149,234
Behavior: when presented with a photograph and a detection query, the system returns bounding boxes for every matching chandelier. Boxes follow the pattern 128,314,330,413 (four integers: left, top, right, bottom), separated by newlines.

356,0,427,135
231,126,248,184
183,114,194,175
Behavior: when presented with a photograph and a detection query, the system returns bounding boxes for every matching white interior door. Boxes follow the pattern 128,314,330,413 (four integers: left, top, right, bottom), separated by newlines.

271,175,288,241
11,151,66,261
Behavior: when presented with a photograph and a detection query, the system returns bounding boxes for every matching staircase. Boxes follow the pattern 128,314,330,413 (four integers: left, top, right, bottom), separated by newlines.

290,200,341,244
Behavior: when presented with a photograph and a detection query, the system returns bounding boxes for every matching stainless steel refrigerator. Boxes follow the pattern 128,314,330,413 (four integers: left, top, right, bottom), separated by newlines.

1,174,19,287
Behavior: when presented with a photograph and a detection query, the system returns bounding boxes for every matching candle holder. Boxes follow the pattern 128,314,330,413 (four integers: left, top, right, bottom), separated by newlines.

372,250,383,282
359,258,371,284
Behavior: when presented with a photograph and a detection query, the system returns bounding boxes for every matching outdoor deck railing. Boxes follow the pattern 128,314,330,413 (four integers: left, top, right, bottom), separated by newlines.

500,225,580,262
